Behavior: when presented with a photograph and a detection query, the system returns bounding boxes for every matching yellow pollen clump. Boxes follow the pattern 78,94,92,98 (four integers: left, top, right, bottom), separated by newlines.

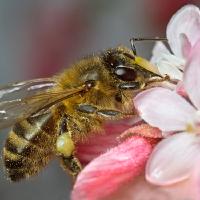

56,133,75,157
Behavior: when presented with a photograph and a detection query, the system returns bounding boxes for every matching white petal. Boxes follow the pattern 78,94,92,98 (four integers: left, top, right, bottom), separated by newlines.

159,53,185,70
167,5,200,58
134,87,196,132
157,59,183,80
151,41,170,65
146,133,200,185
184,40,200,109
151,42,184,80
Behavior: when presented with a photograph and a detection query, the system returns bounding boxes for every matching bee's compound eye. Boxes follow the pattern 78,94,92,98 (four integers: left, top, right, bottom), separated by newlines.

109,57,123,67
104,53,124,68
114,66,137,81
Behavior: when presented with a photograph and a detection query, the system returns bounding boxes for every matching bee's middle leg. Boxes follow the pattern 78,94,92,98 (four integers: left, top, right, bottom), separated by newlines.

56,115,82,178
76,104,134,119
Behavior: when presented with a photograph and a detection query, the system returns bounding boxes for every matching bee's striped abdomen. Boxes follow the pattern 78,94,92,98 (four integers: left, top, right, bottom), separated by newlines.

3,113,58,181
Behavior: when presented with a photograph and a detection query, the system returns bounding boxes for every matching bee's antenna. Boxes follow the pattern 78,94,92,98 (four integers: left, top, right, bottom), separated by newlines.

130,38,137,56
129,37,168,55
131,37,167,42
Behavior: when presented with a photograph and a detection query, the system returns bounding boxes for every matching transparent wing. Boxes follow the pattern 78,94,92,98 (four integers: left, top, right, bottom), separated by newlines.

0,78,56,129
0,78,85,129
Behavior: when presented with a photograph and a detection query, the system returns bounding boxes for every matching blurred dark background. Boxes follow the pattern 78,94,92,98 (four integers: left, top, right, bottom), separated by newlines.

0,0,199,199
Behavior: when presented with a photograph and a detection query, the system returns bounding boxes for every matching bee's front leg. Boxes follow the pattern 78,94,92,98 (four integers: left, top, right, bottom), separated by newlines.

56,116,82,178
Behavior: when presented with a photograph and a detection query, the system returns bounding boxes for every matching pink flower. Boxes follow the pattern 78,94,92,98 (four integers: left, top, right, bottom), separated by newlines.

151,5,200,80
134,36,200,186
73,136,153,200
72,121,200,200
72,122,161,200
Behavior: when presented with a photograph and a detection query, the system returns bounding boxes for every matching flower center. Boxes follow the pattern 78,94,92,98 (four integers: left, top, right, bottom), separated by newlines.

186,111,200,134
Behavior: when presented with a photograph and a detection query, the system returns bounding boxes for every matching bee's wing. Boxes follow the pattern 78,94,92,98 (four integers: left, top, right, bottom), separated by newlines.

0,78,84,129
0,78,56,129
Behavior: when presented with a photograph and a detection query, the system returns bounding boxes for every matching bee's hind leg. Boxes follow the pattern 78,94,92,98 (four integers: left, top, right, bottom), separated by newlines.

60,154,82,178
56,115,82,179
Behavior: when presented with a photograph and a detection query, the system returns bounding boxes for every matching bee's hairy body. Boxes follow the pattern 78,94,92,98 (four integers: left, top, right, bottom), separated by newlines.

4,113,58,181
3,46,160,181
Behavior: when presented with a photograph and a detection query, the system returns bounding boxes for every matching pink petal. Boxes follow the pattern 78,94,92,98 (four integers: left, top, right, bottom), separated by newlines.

72,136,153,200
76,121,131,165
146,133,200,185
191,159,200,194
106,172,200,200
180,33,192,58
176,81,188,97
167,5,200,58
134,87,196,132
184,39,200,110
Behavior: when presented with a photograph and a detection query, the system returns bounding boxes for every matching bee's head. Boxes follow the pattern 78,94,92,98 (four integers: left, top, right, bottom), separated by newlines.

103,46,162,90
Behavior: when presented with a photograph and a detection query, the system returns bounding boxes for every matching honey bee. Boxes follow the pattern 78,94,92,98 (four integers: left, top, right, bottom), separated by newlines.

0,38,164,182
